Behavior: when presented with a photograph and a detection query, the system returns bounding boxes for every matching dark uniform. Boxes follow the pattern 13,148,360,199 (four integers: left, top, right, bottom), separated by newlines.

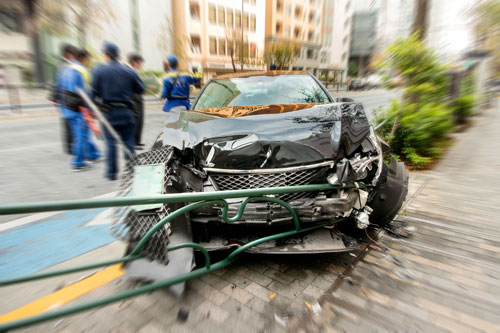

131,90,144,146
92,43,144,180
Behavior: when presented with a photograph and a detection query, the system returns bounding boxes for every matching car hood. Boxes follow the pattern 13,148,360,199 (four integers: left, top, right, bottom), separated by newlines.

163,103,370,169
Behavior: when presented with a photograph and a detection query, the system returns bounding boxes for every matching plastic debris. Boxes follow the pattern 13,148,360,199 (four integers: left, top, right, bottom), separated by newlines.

304,301,313,311
269,292,277,301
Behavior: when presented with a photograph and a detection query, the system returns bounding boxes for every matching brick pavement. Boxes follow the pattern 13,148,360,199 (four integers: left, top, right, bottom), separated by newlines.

295,101,500,332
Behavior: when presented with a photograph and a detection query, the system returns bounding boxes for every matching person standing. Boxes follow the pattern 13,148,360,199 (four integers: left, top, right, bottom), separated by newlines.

70,49,101,166
50,44,77,155
127,53,145,150
161,54,202,112
92,42,145,181
57,47,100,171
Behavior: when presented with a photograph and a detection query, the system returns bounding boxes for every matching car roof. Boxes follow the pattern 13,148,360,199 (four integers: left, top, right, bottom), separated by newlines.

213,70,309,80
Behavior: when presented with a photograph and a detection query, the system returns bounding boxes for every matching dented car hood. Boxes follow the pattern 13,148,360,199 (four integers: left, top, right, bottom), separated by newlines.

163,103,370,169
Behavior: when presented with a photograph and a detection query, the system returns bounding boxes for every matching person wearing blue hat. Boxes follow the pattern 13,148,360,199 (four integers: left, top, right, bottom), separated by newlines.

91,41,145,180
160,54,202,112
54,44,100,171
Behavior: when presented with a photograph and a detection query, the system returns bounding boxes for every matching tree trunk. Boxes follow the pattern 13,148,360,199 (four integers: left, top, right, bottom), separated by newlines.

24,0,46,83
390,0,429,138
230,49,237,73
412,0,429,40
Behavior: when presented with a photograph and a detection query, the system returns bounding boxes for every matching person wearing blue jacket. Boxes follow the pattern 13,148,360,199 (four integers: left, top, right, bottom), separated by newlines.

92,42,145,181
161,54,202,112
56,48,100,171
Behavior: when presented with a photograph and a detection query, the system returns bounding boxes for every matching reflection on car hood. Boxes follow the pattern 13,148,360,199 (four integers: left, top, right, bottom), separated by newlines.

163,103,370,169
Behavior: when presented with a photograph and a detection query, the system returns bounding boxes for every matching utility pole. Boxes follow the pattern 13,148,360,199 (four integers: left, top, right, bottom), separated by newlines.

241,0,244,71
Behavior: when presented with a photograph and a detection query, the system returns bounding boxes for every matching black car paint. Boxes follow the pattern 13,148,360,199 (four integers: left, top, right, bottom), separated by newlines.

163,102,371,169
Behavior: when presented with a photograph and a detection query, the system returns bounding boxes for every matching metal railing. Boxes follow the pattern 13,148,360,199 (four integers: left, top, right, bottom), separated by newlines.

0,183,364,332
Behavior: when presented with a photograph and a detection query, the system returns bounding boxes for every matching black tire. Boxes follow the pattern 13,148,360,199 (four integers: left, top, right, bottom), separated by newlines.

369,157,409,226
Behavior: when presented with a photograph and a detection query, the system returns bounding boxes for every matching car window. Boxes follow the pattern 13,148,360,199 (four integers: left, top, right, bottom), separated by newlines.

194,74,330,109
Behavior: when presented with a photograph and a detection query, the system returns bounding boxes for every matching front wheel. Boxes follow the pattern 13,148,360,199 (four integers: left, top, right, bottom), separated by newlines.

368,156,409,226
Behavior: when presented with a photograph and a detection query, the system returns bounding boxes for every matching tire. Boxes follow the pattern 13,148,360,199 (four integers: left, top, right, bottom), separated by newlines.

368,156,409,226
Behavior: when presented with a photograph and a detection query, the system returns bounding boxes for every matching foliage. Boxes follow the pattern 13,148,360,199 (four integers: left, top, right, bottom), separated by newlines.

36,0,116,47
454,94,476,123
263,40,299,70
375,34,455,168
138,70,164,95
348,60,358,77
375,99,454,168
385,34,449,102
472,0,500,79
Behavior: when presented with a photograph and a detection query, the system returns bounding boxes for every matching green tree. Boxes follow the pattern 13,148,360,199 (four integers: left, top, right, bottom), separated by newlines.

375,34,453,168
264,40,299,70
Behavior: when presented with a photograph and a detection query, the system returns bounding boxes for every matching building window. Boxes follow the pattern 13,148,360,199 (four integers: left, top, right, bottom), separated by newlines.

294,6,302,20
285,5,291,16
217,7,225,25
209,37,217,55
277,0,283,12
227,10,233,27
250,15,256,32
294,27,301,39
218,38,226,55
307,48,313,59
284,26,290,37
189,3,200,21
208,5,216,24
0,9,23,33
276,21,283,35
309,12,314,23
235,11,241,27
191,35,201,53
308,31,313,41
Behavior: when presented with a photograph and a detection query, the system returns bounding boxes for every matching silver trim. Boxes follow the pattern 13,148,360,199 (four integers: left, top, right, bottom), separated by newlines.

204,160,335,174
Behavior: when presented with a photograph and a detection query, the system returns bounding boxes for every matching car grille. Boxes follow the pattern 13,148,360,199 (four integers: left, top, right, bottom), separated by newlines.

210,167,326,202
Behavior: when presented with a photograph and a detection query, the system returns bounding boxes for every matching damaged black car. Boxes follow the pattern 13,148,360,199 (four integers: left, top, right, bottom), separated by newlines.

114,71,408,289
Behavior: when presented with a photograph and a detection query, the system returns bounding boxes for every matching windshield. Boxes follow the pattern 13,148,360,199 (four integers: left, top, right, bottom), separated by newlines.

193,74,330,109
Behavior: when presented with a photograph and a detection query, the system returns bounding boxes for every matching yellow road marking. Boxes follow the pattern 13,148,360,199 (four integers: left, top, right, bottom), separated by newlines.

0,264,124,324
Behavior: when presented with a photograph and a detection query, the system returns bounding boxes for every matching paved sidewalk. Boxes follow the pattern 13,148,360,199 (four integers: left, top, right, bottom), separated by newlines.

298,102,500,332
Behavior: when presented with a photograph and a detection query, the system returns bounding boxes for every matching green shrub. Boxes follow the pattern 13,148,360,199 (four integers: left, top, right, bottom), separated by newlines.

454,94,476,123
375,34,456,168
375,99,454,168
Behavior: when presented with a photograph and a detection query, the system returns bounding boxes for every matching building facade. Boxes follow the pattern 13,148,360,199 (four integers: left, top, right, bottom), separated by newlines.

0,2,40,84
320,0,353,81
349,9,378,77
172,0,266,81
264,0,325,70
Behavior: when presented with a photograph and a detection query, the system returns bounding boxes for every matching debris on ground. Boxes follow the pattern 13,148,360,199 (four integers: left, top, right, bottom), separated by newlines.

177,308,189,323
269,292,277,301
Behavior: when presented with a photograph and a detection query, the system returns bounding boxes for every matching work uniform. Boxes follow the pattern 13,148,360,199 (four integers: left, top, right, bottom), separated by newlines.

57,60,100,168
51,59,73,154
92,60,145,180
161,69,202,112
